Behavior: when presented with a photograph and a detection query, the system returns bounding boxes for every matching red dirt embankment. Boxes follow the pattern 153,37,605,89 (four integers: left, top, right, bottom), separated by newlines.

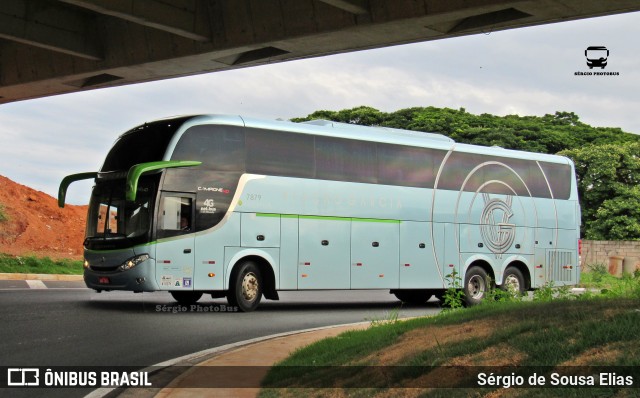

0,175,87,260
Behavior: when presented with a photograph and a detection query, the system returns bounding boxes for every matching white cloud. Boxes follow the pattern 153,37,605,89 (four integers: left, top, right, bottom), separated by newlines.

0,11,638,204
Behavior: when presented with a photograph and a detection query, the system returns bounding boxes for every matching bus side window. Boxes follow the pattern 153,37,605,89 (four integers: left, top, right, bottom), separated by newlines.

158,195,193,237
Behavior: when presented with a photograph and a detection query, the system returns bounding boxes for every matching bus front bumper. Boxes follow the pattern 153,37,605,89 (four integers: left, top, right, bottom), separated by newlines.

84,258,159,292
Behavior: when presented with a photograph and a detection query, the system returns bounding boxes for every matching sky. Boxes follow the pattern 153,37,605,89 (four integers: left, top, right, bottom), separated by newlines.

0,11,638,205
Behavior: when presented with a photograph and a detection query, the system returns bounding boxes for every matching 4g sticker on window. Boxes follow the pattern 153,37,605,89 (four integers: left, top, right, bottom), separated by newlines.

200,198,217,214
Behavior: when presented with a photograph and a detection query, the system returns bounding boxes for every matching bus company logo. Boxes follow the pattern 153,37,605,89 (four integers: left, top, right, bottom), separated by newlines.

8,368,40,386
480,194,516,258
575,46,619,76
198,186,230,194
586,46,608,69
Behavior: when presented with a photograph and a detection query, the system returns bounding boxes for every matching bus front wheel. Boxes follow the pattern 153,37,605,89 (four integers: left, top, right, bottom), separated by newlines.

228,261,263,312
463,266,489,306
170,291,203,305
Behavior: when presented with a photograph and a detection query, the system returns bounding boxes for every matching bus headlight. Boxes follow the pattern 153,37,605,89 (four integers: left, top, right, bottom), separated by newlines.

83,259,90,269
120,254,150,271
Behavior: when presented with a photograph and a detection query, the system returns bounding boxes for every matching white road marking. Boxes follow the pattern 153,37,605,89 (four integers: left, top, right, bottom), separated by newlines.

25,280,47,289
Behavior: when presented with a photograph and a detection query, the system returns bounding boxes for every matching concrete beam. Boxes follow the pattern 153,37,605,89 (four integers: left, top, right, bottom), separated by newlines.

0,0,101,60
318,0,369,15
59,0,210,42
0,0,639,104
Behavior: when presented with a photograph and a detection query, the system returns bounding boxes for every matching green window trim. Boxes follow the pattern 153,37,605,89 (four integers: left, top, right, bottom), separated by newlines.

126,160,201,202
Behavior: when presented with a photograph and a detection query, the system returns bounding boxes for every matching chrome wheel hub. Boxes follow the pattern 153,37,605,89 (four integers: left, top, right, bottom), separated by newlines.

241,272,259,301
468,275,486,299
504,274,521,293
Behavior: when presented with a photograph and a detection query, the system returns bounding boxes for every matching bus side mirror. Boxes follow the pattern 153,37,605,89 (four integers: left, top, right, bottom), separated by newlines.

58,172,97,208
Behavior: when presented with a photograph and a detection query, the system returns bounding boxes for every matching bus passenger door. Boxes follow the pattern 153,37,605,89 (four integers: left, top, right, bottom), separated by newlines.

154,193,195,290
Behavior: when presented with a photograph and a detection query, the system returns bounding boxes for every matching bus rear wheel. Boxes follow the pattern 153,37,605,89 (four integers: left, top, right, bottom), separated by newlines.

228,261,263,312
502,266,525,296
464,266,489,306
170,291,203,305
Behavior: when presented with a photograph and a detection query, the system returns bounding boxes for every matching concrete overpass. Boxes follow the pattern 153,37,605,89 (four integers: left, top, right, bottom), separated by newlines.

1,0,639,104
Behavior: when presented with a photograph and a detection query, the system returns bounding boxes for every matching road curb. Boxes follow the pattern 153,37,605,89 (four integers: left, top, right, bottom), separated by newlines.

84,320,372,398
0,273,83,281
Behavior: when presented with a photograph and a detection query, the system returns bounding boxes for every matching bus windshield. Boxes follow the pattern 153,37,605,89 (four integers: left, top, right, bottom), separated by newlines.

586,48,607,59
85,177,157,250
101,116,191,172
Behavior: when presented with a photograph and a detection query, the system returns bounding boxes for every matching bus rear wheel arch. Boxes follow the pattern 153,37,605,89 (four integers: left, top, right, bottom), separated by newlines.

227,260,263,312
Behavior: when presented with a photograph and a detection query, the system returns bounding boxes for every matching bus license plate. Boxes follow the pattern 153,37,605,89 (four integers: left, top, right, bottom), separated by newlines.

99,277,110,284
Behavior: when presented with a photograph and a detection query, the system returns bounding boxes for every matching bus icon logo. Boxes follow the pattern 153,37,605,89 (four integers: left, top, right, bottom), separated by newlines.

585,46,608,69
8,368,40,386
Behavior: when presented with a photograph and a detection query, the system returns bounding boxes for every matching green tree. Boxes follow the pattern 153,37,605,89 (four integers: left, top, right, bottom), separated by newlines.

560,142,640,239
292,106,385,126
588,186,640,240
292,106,639,154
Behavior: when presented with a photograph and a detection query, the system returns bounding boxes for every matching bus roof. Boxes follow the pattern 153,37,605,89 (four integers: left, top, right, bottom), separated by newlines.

238,115,455,150
161,114,571,166
300,119,454,144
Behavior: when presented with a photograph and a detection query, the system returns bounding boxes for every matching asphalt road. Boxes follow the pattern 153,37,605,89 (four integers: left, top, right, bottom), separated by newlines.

0,283,441,398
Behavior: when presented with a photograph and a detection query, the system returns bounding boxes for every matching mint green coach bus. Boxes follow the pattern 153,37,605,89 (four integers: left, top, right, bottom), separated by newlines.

59,115,581,311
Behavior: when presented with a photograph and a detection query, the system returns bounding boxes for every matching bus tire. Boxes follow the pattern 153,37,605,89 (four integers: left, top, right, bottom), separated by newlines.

170,291,203,305
502,266,525,296
464,266,489,306
228,261,263,312
393,289,432,304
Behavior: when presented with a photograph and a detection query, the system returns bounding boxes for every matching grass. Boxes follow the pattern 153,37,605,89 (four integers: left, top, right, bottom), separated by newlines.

0,253,83,275
580,263,640,299
259,270,640,397
0,203,8,222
